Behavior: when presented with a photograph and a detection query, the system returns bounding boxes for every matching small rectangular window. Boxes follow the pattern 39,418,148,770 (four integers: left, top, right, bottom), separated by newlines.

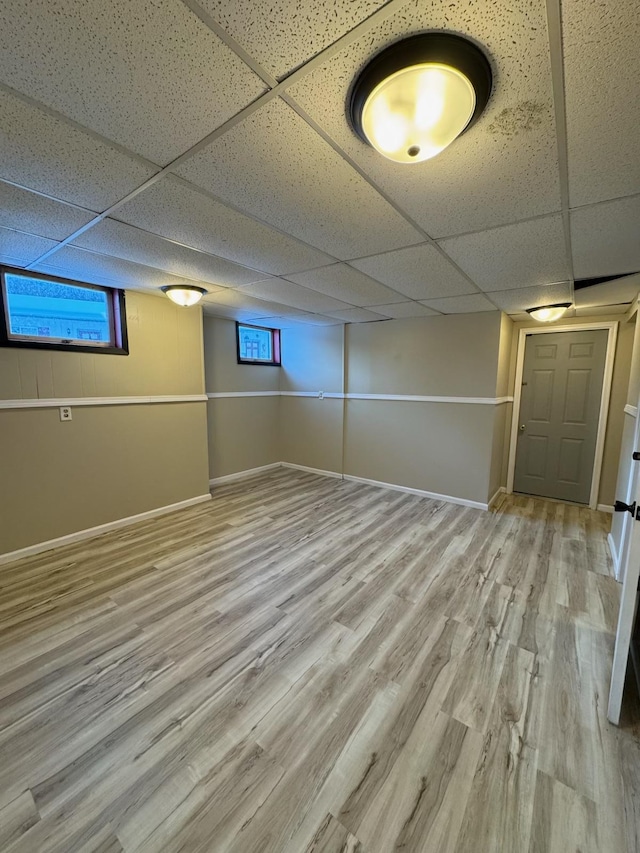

0,267,128,355
236,322,281,366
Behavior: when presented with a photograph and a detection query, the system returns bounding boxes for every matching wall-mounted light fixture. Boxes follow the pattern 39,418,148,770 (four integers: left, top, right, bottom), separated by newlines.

161,285,207,307
526,303,571,322
348,33,493,164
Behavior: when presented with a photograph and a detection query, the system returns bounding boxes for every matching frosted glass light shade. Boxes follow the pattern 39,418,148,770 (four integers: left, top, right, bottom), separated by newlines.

349,33,493,165
361,64,476,163
161,285,207,307
526,303,571,322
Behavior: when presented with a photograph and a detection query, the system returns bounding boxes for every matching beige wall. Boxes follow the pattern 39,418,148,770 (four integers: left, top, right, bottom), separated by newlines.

204,316,280,479
0,291,210,555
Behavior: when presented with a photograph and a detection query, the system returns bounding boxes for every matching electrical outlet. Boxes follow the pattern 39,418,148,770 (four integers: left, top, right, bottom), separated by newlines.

318,391,324,399
59,406,72,422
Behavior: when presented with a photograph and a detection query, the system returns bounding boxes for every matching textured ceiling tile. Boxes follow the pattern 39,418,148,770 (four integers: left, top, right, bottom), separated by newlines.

571,196,640,279
199,0,389,79
575,303,631,317
72,218,273,289
420,293,497,314
175,98,423,259
286,0,560,237
114,177,335,276
33,246,209,292
563,0,640,205
367,301,439,318
439,215,570,291
350,243,477,299
325,306,387,322
484,282,572,313
202,304,259,322
204,288,303,316
238,278,354,314
0,0,266,165
0,226,58,267
0,181,95,241
285,263,403,306
573,274,640,309
0,89,156,210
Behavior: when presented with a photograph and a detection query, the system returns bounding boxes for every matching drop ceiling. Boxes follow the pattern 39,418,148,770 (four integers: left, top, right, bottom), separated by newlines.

0,0,638,327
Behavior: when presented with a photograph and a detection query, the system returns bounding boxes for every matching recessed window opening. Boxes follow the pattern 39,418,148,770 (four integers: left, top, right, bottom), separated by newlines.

0,267,128,355
236,322,281,366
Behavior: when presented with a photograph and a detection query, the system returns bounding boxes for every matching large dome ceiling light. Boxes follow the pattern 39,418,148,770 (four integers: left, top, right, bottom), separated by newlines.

161,285,207,307
526,303,572,322
348,33,493,164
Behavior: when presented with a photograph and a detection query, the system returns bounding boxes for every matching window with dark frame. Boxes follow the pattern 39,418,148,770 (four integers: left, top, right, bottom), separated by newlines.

0,267,128,355
236,322,281,366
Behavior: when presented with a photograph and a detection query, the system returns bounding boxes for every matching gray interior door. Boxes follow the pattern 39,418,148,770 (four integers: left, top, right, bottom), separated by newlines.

513,329,608,503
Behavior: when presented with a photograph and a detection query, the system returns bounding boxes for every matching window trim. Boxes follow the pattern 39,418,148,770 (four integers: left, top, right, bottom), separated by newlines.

235,321,281,366
0,266,129,355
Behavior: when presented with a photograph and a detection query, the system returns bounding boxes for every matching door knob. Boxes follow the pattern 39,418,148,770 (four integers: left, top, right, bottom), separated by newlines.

519,424,526,432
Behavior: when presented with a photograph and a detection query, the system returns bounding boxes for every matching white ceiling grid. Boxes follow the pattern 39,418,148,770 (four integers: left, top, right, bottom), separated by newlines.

0,0,637,327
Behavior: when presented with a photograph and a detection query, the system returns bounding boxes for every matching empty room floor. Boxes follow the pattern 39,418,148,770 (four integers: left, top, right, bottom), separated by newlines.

0,469,639,852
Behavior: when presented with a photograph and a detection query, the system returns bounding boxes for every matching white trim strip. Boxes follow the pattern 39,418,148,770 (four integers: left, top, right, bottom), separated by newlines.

597,504,614,514
0,394,207,410
488,486,507,509
280,461,344,479
206,391,514,404
608,531,620,578
0,494,212,566
343,474,489,510
624,404,638,418
210,463,281,485
207,391,280,399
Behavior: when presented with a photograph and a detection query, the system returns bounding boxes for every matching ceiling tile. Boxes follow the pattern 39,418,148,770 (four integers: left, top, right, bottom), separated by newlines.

439,215,570,291
286,0,560,237
204,288,303,316
238,279,354,314
324,306,387,322
368,301,439,319
202,304,260,322
0,88,156,210
285,263,403,306
0,181,95,241
574,274,640,309
563,0,640,206
72,218,272,289
114,176,335,276
0,0,266,165
199,0,389,79
575,303,631,317
484,282,572,314
33,245,210,292
175,98,423,259
350,243,477,299
421,293,497,314
0,226,58,267
571,196,640,279
277,313,344,325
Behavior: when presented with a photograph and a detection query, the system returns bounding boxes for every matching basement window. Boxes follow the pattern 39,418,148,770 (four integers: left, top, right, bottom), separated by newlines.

236,322,281,366
0,267,128,355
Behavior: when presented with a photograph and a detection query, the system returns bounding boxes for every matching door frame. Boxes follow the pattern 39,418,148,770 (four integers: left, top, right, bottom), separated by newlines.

506,321,618,510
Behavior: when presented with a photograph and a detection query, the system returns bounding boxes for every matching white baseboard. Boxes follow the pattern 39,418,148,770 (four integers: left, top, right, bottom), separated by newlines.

280,462,343,479
342,474,489,510
607,532,620,579
597,504,614,513
209,463,281,485
0,493,212,567
488,486,507,509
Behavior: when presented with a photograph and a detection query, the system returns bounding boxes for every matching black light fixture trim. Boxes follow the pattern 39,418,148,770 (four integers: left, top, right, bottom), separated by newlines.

525,303,571,315
348,32,493,148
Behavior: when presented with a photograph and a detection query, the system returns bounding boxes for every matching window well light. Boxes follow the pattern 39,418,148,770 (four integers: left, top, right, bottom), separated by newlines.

348,33,493,164
526,303,571,323
161,285,207,307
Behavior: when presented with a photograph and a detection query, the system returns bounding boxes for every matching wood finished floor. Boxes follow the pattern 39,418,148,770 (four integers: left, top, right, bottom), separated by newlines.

1,468,639,852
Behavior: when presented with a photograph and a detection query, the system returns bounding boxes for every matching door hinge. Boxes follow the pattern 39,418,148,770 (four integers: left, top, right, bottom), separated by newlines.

633,451,640,461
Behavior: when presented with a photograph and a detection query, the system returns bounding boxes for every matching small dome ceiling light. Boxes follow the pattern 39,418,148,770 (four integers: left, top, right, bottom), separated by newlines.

526,303,571,323
161,285,207,307
348,33,493,164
